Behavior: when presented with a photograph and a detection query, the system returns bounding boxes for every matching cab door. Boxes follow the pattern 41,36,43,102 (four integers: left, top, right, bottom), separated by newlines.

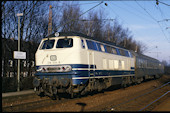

88,51,95,77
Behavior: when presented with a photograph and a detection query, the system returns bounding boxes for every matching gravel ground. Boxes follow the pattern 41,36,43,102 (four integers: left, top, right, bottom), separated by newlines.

152,96,170,111
29,75,170,112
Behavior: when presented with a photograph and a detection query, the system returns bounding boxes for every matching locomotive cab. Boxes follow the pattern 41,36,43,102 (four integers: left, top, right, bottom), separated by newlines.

33,32,88,97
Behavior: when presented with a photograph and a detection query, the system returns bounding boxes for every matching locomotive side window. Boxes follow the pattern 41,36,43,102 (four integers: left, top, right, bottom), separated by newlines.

111,47,117,54
86,40,98,51
96,43,102,51
116,48,121,55
100,44,105,52
81,39,85,49
119,49,126,56
56,38,73,48
129,52,133,58
105,46,112,53
41,39,55,49
125,51,130,57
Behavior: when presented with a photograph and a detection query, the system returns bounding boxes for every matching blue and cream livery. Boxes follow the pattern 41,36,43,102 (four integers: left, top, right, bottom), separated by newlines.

33,32,164,98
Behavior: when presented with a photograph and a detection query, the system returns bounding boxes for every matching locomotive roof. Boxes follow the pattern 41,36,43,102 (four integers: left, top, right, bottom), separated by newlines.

46,32,161,63
46,31,125,49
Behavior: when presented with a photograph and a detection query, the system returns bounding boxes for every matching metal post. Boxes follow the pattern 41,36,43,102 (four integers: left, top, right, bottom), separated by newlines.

17,13,23,92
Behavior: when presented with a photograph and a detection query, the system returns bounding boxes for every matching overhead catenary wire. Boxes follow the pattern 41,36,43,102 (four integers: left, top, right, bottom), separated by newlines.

104,1,169,61
106,2,130,26
107,1,162,49
157,19,170,22
157,0,170,7
155,5,170,34
118,2,155,23
135,0,170,43
55,1,104,32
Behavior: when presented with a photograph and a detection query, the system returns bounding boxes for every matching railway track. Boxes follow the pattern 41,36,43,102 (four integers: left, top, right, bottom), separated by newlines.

2,93,78,112
139,91,170,111
29,78,170,112
2,76,170,112
105,82,170,111
2,93,39,106
3,98,50,112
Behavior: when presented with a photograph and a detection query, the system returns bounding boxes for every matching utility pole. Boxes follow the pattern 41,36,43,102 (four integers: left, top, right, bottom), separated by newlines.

48,5,52,35
17,13,23,92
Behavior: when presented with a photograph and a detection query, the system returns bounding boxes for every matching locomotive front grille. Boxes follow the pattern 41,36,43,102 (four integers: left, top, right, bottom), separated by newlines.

47,67,60,72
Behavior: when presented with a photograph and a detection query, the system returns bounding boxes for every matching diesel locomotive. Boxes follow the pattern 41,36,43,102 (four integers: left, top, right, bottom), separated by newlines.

33,32,164,98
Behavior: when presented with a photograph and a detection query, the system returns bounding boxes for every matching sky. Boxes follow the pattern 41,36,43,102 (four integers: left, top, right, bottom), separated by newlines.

68,1,170,64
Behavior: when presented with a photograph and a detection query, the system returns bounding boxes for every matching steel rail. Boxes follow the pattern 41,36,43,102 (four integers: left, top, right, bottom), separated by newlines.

110,82,170,110
18,97,79,112
139,90,170,111
3,95,79,112
2,98,51,112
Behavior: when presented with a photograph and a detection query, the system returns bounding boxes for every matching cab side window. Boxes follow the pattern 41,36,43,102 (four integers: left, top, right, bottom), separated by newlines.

81,39,85,49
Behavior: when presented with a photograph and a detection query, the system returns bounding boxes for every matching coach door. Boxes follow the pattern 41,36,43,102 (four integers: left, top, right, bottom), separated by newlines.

88,51,95,78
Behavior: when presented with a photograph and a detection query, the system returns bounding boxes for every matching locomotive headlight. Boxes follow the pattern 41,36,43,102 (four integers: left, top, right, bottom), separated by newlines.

64,65,72,72
56,65,72,72
36,66,46,72
36,66,42,72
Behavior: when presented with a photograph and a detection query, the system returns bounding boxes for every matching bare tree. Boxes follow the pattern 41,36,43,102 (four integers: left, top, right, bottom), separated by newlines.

59,2,82,32
2,1,62,43
2,1,147,54
162,60,168,66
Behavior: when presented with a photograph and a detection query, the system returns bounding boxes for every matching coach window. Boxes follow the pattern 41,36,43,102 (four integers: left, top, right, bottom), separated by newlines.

56,38,73,48
41,39,55,49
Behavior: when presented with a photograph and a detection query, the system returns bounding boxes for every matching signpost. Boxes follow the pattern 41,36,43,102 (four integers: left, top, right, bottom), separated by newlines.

16,13,23,92
14,51,26,59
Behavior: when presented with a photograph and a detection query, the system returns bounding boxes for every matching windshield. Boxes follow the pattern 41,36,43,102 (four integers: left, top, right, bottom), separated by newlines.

56,38,73,48
40,39,55,49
